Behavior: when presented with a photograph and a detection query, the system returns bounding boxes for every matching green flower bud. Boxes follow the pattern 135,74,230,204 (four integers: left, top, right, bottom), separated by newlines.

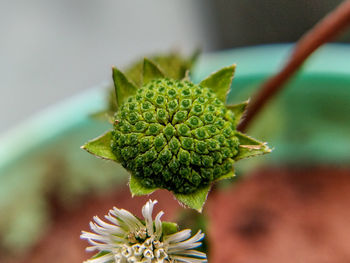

111,78,241,194
82,61,271,211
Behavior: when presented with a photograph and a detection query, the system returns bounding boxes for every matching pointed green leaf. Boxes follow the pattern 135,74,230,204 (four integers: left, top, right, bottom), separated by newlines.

188,48,201,67
235,132,272,161
199,64,236,103
162,221,179,236
174,185,211,212
112,66,138,107
227,100,249,126
81,131,117,161
89,110,114,123
182,70,190,81
215,169,235,181
129,175,157,196
142,58,165,85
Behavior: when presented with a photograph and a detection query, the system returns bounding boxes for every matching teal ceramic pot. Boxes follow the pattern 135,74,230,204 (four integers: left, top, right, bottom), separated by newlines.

1,44,350,253
193,44,350,165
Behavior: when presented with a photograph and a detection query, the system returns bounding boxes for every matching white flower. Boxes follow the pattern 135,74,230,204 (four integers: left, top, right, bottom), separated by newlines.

81,200,207,263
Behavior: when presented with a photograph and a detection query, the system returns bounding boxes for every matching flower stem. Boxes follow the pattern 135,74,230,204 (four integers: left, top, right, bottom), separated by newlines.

237,0,350,132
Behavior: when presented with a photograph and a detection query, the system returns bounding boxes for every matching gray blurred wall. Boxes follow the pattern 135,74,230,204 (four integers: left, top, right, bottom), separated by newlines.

0,0,216,134
210,0,350,48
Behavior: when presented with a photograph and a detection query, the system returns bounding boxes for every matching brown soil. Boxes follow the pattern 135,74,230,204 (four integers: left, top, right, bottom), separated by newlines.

3,166,350,263
208,166,350,263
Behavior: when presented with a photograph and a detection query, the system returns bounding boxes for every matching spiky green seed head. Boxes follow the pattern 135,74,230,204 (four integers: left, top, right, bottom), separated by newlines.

82,58,271,211
111,78,239,194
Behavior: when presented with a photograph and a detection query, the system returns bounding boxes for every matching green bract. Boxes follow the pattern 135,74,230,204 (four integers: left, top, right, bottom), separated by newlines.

93,51,199,120
82,58,271,211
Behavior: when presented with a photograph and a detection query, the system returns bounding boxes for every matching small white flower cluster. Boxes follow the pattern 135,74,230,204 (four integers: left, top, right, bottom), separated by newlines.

81,200,207,263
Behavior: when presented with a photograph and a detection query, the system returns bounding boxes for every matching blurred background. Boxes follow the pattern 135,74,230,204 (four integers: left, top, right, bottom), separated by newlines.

0,0,215,134
1,1,350,262
1,0,349,134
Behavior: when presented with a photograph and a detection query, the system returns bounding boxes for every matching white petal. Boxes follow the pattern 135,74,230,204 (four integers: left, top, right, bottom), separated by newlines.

154,211,164,239
93,216,126,235
81,231,107,241
168,231,204,253
84,239,116,251
170,255,207,263
83,253,114,263
164,229,192,243
81,231,125,244
142,200,158,235
89,222,108,236
175,250,207,258
111,207,144,231
104,213,128,230
85,245,109,253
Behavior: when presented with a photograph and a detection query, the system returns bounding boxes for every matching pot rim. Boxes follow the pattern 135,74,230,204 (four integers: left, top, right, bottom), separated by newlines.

1,43,350,171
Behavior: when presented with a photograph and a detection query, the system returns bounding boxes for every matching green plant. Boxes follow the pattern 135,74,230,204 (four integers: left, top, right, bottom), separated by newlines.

82,59,270,211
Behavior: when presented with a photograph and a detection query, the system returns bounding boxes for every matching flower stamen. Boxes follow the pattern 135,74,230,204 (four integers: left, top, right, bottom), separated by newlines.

81,200,207,263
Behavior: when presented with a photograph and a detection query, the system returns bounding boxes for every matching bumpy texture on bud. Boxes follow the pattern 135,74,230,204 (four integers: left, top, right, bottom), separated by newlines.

82,59,271,211
111,78,239,194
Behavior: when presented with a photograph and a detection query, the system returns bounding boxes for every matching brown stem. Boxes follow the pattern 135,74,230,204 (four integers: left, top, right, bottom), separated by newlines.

237,0,350,132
